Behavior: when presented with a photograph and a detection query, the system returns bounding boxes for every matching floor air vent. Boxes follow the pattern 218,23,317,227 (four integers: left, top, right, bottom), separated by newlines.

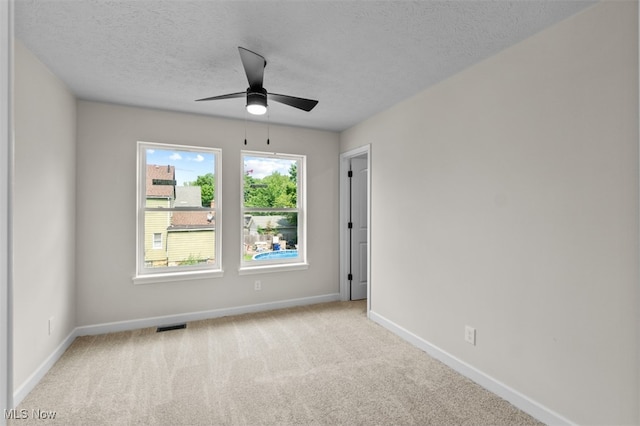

156,323,187,332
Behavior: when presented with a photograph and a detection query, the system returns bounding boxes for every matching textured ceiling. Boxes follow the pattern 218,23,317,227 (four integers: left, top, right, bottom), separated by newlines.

15,0,596,132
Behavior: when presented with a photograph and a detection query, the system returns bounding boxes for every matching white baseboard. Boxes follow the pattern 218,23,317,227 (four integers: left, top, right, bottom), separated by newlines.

369,310,575,426
13,293,340,408
76,293,340,336
13,328,78,407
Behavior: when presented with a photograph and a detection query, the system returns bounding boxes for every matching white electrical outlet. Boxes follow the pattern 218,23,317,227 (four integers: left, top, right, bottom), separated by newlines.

48,317,54,336
254,280,262,291
464,325,476,345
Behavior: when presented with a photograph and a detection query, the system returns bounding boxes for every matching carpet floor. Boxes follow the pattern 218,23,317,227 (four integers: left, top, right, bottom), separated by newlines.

11,300,543,425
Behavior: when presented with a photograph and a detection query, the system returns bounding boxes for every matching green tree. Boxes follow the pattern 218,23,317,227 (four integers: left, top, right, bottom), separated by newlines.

244,173,257,204
244,174,270,208
244,171,296,208
285,164,298,225
288,163,297,183
264,172,296,208
244,168,297,239
190,173,215,207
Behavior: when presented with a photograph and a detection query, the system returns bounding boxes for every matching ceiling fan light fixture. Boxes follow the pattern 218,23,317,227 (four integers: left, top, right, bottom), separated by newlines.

247,103,267,115
246,89,267,115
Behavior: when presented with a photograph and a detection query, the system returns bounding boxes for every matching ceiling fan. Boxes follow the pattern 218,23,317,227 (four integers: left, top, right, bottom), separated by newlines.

196,47,319,116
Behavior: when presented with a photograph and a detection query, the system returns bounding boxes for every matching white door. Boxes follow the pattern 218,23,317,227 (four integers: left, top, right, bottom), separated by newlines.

350,156,368,300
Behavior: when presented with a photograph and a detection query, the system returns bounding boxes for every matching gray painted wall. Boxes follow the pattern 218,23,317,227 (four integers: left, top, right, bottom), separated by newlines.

1,1,13,421
13,41,77,394
75,102,340,326
341,2,639,424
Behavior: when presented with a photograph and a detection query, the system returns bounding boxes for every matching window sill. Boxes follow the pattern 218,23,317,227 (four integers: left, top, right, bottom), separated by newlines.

238,262,309,276
133,269,224,285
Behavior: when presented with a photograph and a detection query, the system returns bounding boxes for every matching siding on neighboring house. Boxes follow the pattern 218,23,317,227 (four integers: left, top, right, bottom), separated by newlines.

167,210,215,265
144,198,171,264
167,229,215,265
145,165,175,265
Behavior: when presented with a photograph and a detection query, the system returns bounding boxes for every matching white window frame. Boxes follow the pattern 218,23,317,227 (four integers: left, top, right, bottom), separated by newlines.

239,151,308,275
134,141,223,284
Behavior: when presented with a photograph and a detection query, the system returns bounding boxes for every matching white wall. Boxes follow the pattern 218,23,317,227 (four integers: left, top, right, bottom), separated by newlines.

1,1,13,420
341,2,639,424
13,41,77,394
75,101,340,326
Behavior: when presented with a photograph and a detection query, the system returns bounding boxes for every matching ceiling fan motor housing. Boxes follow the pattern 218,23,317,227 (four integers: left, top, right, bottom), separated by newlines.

247,87,268,108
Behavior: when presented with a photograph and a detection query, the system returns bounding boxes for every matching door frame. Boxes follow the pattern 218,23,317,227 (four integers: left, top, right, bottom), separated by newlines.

339,145,371,315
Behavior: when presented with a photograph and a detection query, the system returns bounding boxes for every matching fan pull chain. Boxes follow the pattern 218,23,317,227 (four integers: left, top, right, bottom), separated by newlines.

244,110,248,145
267,111,270,145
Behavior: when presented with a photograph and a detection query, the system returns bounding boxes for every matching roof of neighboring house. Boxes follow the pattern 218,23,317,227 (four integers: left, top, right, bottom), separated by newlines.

175,186,202,207
246,215,294,229
146,167,214,229
146,164,175,198
169,211,215,230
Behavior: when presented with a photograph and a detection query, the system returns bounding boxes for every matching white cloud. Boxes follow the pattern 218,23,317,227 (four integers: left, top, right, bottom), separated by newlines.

244,158,293,179
169,153,182,160
185,153,204,162
147,149,155,154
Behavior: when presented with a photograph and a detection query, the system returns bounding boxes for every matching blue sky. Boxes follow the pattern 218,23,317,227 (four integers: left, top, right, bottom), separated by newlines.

147,149,296,184
147,148,215,186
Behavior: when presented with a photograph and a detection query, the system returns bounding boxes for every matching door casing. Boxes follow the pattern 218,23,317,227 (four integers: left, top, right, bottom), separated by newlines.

339,145,371,314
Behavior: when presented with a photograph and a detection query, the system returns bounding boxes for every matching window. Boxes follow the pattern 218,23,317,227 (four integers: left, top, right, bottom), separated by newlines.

135,142,222,283
241,151,306,272
152,233,162,249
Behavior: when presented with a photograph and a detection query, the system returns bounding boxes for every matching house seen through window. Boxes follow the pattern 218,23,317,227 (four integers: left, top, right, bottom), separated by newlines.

242,151,306,269
137,142,221,278
152,233,162,250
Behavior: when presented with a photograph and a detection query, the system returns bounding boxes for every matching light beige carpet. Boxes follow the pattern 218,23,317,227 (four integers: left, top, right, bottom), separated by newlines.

11,301,543,425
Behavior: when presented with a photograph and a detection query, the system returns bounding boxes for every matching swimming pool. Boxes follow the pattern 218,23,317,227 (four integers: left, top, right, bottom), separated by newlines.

252,250,299,260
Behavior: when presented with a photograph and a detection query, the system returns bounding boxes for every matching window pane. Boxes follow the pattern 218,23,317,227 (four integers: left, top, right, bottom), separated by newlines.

243,156,297,208
145,148,216,208
243,212,298,263
139,142,220,276
144,211,216,268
